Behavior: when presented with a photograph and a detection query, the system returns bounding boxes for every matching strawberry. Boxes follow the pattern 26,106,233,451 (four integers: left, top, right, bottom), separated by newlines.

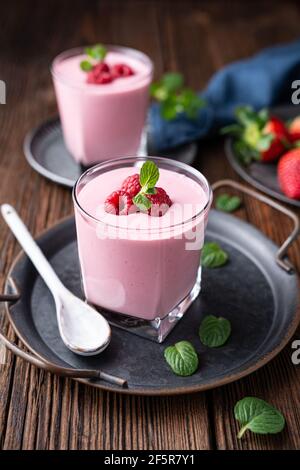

287,116,300,143
222,106,289,164
277,149,300,199
260,117,289,162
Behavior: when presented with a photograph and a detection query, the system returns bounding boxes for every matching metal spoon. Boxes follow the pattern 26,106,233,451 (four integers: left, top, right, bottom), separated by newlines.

1,204,111,356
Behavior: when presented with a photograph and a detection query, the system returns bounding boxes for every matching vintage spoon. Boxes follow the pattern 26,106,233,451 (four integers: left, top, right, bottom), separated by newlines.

1,204,111,356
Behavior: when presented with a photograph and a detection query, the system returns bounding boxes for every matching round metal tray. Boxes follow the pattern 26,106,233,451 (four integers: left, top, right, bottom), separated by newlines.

23,118,198,188
1,181,299,395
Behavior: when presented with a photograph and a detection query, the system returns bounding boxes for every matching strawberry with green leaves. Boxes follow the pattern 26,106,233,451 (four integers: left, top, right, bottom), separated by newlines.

222,106,290,164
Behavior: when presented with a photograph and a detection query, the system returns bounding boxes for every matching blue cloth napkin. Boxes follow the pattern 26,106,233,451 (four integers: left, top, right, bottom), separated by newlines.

149,39,300,151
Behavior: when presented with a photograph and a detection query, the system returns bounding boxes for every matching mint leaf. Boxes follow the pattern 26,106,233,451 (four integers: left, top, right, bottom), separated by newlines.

85,44,107,61
132,193,151,211
150,83,169,101
161,98,179,120
201,242,229,268
177,88,204,119
80,60,93,71
234,397,285,439
161,72,184,93
139,161,159,190
145,187,156,195
199,315,231,347
164,341,199,376
216,194,241,212
151,72,204,121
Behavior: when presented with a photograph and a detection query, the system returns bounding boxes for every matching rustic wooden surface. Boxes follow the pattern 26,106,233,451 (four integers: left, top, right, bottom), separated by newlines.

0,0,300,450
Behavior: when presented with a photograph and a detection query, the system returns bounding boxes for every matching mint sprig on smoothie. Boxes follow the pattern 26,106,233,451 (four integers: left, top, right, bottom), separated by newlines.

132,161,159,211
80,44,107,71
104,161,172,216
80,43,135,85
150,72,205,120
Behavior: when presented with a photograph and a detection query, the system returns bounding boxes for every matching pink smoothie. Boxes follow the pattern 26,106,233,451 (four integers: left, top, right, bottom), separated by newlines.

74,161,211,320
52,47,153,165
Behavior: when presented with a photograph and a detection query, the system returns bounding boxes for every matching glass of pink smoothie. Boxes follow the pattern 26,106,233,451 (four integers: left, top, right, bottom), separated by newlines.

51,46,153,166
73,157,212,342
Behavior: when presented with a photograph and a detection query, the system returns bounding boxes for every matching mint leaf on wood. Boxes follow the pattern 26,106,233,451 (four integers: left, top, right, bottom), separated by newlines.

234,397,285,439
164,341,199,376
216,194,241,212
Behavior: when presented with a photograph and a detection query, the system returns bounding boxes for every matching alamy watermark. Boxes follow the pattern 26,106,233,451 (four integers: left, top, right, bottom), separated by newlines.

0,80,6,104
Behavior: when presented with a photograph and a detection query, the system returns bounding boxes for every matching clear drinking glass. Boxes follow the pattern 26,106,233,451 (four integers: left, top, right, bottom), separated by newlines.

73,156,212,342
51,46,153,166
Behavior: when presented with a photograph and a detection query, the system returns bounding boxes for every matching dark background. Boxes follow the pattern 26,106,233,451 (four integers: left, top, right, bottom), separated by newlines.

0,0,300,450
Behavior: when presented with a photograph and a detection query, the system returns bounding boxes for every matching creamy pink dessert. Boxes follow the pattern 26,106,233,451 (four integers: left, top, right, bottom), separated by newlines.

73,157,212,322
52,46,153,165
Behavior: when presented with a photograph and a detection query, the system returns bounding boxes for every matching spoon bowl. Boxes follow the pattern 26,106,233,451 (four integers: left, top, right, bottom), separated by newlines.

1,204,111,356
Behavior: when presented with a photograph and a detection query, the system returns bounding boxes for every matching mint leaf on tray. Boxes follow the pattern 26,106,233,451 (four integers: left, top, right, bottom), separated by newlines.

199,315,231,347
164,341,199,376
201,242,229,268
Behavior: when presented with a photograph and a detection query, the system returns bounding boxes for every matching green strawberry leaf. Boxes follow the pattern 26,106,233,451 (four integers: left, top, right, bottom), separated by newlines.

164,341,199,376
257,108,269,128
256,133,274,151
199,315,231,347
234,397,285,439
201,242,229,268
220,124,243,136
216,194,241,212
233,140,259,165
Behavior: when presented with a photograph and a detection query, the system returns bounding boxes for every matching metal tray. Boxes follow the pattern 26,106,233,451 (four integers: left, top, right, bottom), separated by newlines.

23,118,198,188
225,105,300,208
1,181,299,395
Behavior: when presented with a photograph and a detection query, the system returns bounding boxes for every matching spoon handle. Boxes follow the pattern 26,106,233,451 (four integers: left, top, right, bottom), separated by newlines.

1,204,65,296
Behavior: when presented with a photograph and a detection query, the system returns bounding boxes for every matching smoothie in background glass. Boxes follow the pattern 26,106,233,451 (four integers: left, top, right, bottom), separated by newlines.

73,157,212,340
51,46,153,166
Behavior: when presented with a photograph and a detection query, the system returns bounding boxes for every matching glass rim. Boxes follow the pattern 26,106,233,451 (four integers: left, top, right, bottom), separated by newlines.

72,156,213,233
51,44,154,92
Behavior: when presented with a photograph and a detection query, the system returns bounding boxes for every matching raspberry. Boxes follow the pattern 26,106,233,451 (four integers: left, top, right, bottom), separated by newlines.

147,187,172,217
105,190,134,215
121,174,141,197
111,63,134,78
87,63,113,84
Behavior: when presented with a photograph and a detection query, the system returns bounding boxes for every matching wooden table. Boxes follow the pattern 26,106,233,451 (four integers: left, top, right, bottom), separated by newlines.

0,0,300,451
